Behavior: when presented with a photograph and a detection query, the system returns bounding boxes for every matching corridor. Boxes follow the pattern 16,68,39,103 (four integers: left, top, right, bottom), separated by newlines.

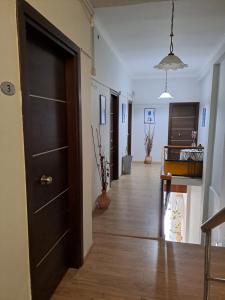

3,1,225,300
52,164,225,300
94,162,161,239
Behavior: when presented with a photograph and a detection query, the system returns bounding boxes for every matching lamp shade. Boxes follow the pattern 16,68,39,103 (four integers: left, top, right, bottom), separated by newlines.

154,53,188,71
158,91,173,99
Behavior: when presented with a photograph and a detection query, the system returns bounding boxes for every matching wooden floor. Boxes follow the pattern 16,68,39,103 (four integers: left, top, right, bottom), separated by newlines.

52,163,225,300
94,163,161,238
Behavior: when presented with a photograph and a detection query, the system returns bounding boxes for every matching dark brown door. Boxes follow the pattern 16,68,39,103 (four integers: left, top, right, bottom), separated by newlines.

18,2,83,300
168,102,199,158
110,92,119,182
127,102,132,155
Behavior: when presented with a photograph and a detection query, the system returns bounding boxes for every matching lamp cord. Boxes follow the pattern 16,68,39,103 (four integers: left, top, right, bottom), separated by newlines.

169,0,175,54
165,70,168,91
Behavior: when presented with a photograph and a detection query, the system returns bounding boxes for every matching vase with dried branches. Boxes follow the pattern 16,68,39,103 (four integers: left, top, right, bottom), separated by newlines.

191,130,197,147
91,126,111,209
144,125,155,164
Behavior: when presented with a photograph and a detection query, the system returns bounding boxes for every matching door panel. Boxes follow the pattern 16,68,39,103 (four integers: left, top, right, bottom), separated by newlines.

27,25,66,100
170,117,196,130
168,103,199,146
32,149,68,212
30,98,67,154
32,191,69,266
168,103,199,159
32,235,69,300
26,25,71,300
19,3,83,299
171,129,194,140
127,102,132,155
170,104,196,117
110,93,119,182
16,11,81,299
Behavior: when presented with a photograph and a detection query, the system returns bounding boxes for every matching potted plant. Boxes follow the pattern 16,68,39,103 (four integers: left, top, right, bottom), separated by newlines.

144,125,155,164
91,126,111,209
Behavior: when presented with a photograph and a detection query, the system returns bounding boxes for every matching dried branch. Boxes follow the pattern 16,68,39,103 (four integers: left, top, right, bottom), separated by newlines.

91,126,110,191
91,126,101,178
144,124,155,156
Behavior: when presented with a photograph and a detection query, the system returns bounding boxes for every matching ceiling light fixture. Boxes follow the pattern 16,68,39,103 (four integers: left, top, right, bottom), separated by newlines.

159,70,173,99
154,0,188,71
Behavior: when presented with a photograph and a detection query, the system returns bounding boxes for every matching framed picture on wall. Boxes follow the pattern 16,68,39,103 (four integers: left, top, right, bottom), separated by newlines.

122,103,126,123
144,108,155,124
100,95,106,125
202,107,206,127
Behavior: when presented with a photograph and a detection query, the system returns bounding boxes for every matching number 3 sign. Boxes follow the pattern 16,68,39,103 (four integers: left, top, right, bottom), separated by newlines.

1,81,15,96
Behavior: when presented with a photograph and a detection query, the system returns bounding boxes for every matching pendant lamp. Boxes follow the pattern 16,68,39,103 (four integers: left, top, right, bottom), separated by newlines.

159,71,173,99
154,0,188,71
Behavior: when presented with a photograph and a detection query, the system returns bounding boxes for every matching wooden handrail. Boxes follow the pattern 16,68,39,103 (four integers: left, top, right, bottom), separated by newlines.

201,207,225,233
164,145,204,150
160,171,172,181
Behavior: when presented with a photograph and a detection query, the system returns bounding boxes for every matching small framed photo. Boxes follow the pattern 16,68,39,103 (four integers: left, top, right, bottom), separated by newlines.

122,103,126,123
99,95,106,125
202,107,206,127
144,108,155,124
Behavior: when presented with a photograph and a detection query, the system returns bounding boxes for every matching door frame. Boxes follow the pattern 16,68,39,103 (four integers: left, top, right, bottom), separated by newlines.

17,0,83,274
127,101,132,156
110,89,119,181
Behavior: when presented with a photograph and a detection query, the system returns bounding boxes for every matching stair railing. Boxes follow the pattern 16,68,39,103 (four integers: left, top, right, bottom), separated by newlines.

201,207,225,300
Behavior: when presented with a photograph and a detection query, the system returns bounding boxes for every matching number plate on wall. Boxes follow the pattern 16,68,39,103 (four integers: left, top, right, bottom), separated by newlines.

1,81,15,96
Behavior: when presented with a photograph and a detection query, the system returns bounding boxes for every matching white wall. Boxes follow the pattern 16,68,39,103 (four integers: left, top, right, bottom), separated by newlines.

132,104,169,162
91,26,132,207
133,76,200,104
91,82,110,208
208,60,225,244
198,71,213,149
132,77,200,162
186,186,202,244
0,2,30,299
94,25,132,96
211,60,225,195
198,55,225,244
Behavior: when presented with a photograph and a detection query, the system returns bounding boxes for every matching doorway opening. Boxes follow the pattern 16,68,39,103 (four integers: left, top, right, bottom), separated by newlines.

127,101,132,156
110,90,119,183
17,1,83,299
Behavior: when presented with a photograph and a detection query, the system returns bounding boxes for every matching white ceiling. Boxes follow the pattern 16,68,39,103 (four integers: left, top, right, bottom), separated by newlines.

93,0,225,78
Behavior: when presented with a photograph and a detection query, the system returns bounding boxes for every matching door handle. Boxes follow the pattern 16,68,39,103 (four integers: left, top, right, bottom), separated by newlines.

40,175,53,185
